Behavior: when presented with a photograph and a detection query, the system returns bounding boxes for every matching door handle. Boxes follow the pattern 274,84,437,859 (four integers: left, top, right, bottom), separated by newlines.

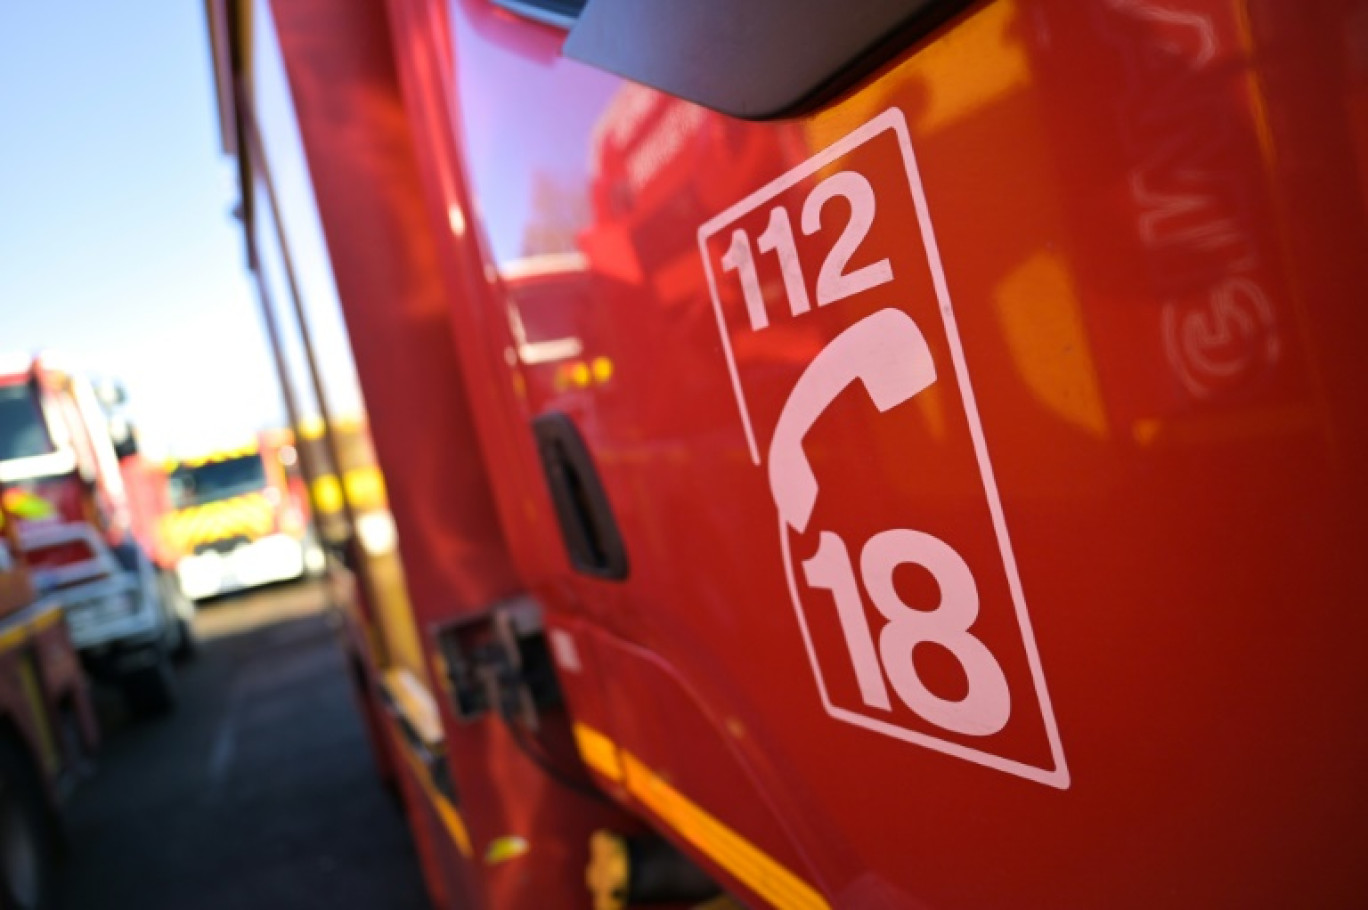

532,412,629,580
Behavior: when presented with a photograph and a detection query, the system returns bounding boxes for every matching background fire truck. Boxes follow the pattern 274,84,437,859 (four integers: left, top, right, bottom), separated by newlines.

163,429,321,601
208,0,1368,907
0,355,193,716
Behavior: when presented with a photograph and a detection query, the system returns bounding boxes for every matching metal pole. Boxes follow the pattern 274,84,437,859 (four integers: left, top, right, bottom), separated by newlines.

244,236,330,527
230,79,330,546
236,83,388,626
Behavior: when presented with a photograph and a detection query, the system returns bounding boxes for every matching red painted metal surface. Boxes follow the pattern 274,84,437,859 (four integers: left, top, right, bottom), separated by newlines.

265,0,519,618
263,1,647,906
409,0,1368,905
259,2,496,901
255,0,1368,905
0,494,99,810
119,455,176,567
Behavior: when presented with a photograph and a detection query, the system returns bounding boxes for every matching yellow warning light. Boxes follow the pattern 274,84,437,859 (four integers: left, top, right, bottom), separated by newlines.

2,489,54,521
312,475,343,514
571,362,592,388
590,356,614,384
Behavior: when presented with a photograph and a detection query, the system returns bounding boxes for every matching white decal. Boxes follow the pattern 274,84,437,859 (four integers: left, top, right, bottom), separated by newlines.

698,108,1068,787
802,170,893,308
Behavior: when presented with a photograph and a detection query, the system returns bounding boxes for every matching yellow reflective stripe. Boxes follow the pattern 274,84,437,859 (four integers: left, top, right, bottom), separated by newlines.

620,752,829,910
431,779,474,859
393,734,473,858
311,476,343,515
381,669,444,746
0,605,63,654
341,466,386,511
17,656,59,774
178,444,260,468
298,414,365,440
310,467,387,516
165,494,276,549
572,723,830,910
0,625,26,653
31,607,61,633
573,722,624,783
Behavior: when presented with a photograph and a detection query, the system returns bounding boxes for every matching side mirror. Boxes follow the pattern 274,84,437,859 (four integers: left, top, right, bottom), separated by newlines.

110,416,139,459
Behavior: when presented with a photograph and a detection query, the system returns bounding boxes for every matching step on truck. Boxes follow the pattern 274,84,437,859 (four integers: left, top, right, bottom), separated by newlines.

210,1,1368,907
0,355,193,717
0,478,99,910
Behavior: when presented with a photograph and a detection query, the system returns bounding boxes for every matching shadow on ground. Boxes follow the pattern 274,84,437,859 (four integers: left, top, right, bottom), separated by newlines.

56,582,430,910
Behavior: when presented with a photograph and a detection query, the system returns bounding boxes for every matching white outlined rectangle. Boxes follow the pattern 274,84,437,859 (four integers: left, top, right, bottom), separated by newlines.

696,107,1069,789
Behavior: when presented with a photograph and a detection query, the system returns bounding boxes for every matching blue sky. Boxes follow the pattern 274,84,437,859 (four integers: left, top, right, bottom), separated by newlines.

0,2,286,457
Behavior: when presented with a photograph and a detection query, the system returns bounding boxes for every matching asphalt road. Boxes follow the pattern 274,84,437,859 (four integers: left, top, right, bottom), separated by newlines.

55,582,431,910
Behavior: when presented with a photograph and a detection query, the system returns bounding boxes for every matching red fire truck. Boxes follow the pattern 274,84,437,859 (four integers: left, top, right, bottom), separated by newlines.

0,355,193,716
208,0,1368,907
0,481,100,910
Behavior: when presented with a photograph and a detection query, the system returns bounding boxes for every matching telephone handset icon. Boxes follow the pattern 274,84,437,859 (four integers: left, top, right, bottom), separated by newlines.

768,308,937,533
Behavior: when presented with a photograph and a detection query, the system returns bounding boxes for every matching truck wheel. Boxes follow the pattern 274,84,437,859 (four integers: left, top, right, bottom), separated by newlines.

0,735,58,910
121,650,178,719
158,571,197,664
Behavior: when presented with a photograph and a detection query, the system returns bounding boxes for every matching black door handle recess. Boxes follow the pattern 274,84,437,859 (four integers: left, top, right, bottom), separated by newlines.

531,412,629,580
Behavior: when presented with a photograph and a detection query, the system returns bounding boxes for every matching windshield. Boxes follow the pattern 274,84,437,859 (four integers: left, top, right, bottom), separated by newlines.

169,454,268,508
0,383,55,462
